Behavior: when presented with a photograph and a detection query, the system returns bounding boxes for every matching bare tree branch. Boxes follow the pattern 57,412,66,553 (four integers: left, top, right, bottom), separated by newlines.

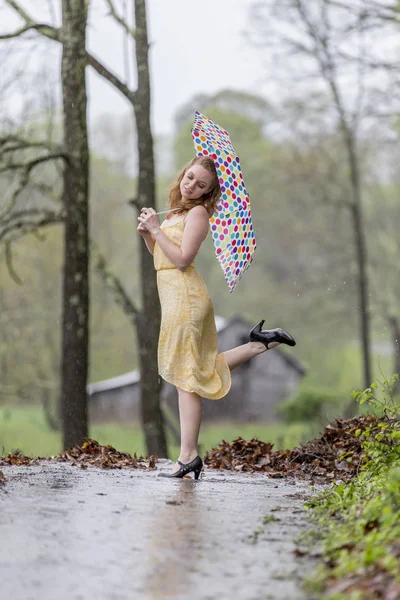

1,208,140,331
250,0,390,390
41,390,60,431
105,0,136,38
0,209,64,244
1,0,59,40
5,241,23,284
0,23,59,41
91,240,139,322
0,152,67,220
330,0,400,23
31,228,47,242
28,181,62,204
4,0,38,22
1,207,63,226
1,0,166,452
0,136,65,156
0,138,66,163
127,197,139,209
86,52,135,103
1,1,136,104
0,152,67,174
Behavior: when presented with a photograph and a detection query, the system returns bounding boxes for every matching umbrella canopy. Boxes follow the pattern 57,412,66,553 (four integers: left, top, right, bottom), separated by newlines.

191,111,257,292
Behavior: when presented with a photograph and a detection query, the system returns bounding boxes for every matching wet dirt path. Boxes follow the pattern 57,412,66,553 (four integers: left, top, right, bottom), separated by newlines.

0,461,316,600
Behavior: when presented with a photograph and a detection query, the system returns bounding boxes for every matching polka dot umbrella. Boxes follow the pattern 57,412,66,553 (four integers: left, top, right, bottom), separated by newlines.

191,111,257,292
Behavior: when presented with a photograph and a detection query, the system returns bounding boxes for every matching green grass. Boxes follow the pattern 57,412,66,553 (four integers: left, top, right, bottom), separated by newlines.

304,376,400,599
0,404,319,459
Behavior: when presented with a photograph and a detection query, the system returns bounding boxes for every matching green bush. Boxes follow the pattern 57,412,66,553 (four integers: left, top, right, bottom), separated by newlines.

276,386,342,424
304,374,400,598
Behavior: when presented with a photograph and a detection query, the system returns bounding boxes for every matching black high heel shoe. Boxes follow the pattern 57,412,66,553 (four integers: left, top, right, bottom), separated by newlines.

158,455,203,480
249,320,296,348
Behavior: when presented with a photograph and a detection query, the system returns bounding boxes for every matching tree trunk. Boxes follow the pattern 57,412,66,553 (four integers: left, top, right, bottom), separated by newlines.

388,316,400,385
134,0,168,457
60,0,90,450
312,16,373,396
346,132,372,391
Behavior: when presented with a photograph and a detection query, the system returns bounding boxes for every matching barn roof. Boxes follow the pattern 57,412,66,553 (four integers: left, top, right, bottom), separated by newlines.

87,370,140,394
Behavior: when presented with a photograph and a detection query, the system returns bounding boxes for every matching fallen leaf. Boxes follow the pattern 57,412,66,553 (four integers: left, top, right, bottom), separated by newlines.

203,414,382,483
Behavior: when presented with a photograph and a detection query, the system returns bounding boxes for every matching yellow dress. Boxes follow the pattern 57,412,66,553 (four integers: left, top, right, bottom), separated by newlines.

153,217,231,400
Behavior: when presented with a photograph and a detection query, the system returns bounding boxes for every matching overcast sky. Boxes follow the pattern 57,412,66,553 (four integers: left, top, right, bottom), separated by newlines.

0,0,264,136
2,1,398,146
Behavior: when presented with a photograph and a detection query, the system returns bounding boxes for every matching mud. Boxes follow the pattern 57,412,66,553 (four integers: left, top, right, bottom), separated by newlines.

0,461,318,600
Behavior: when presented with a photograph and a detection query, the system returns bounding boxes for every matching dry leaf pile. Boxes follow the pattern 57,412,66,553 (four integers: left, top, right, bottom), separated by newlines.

0,470,6,486
0,439,157,470
54,439,157,470
1,414,380,480
0,450,41,467
204,414,378,482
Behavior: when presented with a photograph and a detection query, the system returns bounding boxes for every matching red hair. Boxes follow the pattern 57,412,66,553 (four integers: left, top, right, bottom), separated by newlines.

167,155,221,218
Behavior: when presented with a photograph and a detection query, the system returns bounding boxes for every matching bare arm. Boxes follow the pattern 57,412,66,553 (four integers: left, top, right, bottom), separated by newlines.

137,223,156,255
138,206,209,270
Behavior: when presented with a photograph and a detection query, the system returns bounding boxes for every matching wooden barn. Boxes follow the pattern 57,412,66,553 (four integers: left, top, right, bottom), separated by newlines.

87,316,305,424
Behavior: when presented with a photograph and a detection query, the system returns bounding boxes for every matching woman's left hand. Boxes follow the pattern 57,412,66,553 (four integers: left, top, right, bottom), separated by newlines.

137,207,160,235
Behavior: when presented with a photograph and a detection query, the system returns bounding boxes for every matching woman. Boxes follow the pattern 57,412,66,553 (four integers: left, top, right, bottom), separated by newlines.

137,155,295,479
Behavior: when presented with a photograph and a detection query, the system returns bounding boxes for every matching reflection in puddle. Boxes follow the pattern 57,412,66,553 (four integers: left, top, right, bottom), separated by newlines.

144,478,211,599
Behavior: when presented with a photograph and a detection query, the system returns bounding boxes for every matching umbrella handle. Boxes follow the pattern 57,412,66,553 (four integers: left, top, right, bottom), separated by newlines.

154,207,180,216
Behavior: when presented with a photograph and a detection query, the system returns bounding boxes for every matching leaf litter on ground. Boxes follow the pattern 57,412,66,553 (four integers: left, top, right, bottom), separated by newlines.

204,414,380,483
0,414,382,482
0,439,157,470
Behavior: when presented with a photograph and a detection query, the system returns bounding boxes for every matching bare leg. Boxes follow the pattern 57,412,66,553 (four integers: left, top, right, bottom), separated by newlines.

167,342,279,473
169,387,202,474
223,341,279,372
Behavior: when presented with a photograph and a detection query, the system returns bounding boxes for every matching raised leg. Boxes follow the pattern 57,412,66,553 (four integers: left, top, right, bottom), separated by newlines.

223,341,279,372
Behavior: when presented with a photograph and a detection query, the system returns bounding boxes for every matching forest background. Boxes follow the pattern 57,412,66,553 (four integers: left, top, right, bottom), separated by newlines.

0,0,399,458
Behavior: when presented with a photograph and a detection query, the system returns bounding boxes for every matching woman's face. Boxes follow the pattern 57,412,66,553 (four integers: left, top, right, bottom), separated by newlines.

180,164,214,201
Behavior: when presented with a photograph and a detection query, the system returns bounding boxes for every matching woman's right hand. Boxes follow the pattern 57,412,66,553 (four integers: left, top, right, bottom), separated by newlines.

137,222,150,237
